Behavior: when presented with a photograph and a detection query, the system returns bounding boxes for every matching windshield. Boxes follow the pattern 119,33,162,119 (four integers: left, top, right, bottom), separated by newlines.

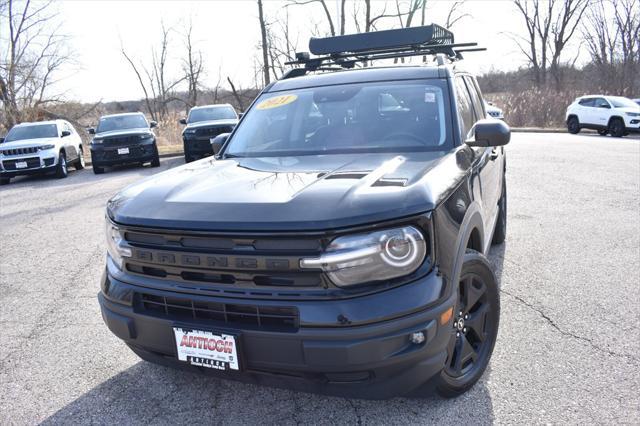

608,97,639,108
4,124,58,143
225,80,451,157
188,106,237,123
97,114,148,133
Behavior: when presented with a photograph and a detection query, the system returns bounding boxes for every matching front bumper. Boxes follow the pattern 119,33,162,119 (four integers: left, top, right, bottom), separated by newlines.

624,118,640,132
183,137,214,157
0,151,58,177
99,267,454,399
90,140,157,167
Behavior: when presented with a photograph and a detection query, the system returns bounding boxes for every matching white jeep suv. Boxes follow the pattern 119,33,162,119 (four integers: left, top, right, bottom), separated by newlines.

566,95,640,137
0,119,85,185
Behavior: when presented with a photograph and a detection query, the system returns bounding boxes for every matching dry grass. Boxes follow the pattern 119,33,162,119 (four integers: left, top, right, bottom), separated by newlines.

486,88,582,128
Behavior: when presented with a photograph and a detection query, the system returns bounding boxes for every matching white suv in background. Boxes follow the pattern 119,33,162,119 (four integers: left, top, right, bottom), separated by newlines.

566,95,640,137
0,119,85,185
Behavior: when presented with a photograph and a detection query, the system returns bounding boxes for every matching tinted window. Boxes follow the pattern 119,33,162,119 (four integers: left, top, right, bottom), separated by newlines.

593,98,610,108
464,76,485,121
188,106,237,123
4,124,58,142
455,76,474,138
97,114,148,133
578,98,594,107
225,80,452,157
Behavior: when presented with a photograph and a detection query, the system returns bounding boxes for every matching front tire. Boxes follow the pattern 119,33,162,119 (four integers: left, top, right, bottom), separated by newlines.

435,250,500,398
609,118,625,138
0,177,10,185
75,147,85,170
92,164,105,174
55,152,68,178
567,116,580,134
150,146,160,167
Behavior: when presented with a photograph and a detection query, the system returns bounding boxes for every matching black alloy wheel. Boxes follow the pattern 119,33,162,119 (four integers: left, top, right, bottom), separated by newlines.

436,251,500,398
567,116,580,134
55,152,68,178
597,129,608,136
609,118,625,138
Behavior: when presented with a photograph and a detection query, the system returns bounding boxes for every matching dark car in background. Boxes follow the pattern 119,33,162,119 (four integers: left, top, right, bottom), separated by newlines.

89,112,160,174
179,104,239,162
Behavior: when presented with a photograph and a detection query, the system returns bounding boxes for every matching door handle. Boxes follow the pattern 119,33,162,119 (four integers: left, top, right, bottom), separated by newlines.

489,148,499,161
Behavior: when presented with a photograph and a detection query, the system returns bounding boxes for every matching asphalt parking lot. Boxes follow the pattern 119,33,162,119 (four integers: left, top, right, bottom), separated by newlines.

1,132,638,425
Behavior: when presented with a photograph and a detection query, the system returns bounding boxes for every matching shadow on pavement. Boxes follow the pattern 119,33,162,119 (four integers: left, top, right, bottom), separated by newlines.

41,359,495,424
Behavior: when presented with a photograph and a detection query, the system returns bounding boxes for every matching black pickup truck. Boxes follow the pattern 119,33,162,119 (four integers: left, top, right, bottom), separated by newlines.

89,112,160,174
180,104,239,162
99,25,509,399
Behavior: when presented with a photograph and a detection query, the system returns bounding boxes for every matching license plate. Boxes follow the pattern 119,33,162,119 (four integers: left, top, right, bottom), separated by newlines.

173,327,239,371
117,147,130,155
15,161,28,169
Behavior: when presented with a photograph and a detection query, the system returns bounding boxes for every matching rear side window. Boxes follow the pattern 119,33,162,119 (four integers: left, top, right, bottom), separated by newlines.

455,76,475,139
579,98,594,107
464,76,485,121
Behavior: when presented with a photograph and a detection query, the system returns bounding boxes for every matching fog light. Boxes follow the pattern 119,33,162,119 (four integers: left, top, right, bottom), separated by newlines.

410,331,425,344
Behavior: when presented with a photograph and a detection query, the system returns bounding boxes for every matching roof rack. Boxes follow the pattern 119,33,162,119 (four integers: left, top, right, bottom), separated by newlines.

283,24,485,78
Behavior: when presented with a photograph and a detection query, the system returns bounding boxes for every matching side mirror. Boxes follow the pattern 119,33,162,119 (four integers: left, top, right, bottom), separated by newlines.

211,133,229,155
88,128,96,135
61,130,71,137
488,101,495,106
179,118,187,125
150,121,158,128
466,119,510,147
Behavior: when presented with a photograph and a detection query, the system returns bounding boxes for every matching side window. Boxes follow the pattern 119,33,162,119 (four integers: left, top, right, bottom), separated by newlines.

455,76,475,138
579,98,594,107
464,76,485,121
594,98,610,108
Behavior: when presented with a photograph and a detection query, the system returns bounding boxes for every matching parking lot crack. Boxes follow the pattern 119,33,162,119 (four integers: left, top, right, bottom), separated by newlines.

500,289,639,364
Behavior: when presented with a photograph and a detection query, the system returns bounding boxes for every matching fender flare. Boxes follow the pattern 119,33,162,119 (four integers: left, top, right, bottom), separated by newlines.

447,201,485,296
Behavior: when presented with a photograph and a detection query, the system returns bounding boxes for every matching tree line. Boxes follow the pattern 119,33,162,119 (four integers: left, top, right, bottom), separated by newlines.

1,0,639,133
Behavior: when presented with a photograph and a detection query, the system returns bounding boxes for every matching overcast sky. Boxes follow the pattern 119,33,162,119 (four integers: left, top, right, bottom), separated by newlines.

54,0,585,103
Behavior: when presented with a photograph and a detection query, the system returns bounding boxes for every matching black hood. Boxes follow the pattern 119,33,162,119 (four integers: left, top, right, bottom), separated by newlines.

108,151,469,232
95,127,153,138
184,119,238,130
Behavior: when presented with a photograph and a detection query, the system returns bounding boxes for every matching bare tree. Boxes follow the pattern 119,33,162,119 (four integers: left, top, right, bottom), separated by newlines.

287,0,336,36
182,19,203,111
121,22,185,121
257,0,270,86
445,1,469,29
0,0,72,129
226,76,245,111
549,0,590,89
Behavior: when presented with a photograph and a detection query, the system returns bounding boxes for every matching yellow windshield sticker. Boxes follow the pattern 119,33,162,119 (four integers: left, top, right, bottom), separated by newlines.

256,94,298,110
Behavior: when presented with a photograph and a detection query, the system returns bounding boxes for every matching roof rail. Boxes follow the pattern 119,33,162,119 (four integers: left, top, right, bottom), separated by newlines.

283,24,485,78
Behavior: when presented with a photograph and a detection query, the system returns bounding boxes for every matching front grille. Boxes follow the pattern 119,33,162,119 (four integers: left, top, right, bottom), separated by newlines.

122,228,327,296
137,293,299,331
103,135,141,146
1,147,39,156
195,126,234,138
2,157,40,170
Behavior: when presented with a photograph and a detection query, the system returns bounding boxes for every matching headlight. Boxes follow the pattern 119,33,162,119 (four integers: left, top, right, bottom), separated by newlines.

92,138,103,144
300,226,427,287
626,112,640,117
139,133,153,140
39,144,55,150
105,220,132,270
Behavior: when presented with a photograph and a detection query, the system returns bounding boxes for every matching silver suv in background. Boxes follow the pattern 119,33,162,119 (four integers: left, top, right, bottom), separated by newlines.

0,120,85,185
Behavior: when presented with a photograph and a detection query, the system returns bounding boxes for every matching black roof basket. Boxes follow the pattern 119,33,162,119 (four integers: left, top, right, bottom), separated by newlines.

283,24,485,78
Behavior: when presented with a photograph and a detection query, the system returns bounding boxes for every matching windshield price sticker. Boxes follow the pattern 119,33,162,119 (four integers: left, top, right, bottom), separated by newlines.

256,94,298,110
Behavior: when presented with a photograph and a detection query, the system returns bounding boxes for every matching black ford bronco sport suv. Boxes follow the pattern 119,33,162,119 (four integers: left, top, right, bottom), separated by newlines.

89,112,160,174
179,104,239,163
99,25,509,399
